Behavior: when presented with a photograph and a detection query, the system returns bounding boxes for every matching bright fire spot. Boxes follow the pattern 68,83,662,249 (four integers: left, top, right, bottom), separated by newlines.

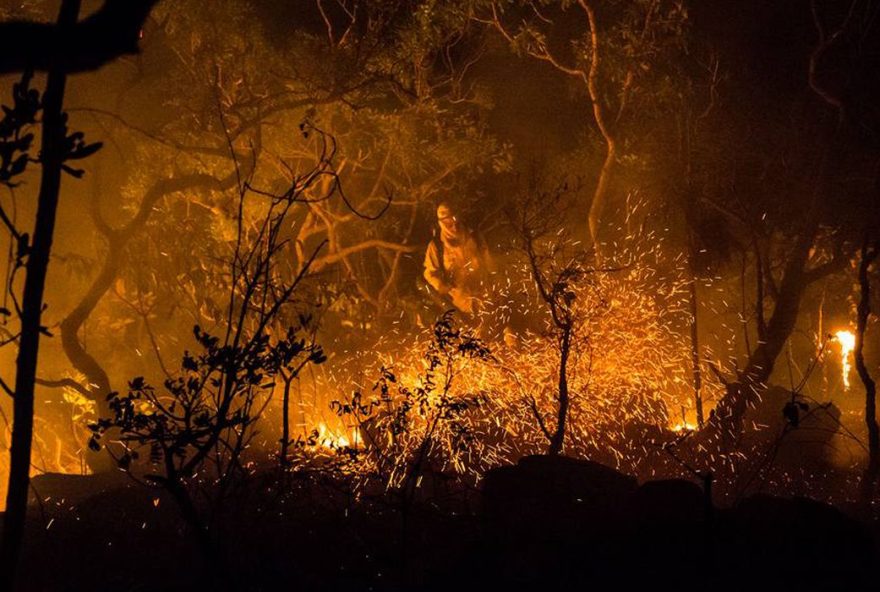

672,422,697,433
316,422,360,449
835,330,856,390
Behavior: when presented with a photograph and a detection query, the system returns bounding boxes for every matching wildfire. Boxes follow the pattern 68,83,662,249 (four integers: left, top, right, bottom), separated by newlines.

835,330,856,390
672,421,698,433
300,223,696,480
315,422,360,450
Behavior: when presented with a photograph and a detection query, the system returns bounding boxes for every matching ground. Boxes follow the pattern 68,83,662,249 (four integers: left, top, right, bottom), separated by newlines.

4,454,877,591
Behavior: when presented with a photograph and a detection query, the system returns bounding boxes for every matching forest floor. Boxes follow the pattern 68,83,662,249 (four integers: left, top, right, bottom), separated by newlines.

3,453,878,591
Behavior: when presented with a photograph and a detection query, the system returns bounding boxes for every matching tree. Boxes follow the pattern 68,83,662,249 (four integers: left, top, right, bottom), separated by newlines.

510,178,585,455
855,233,879,497
42,0,505,462
274,0,505,316
0,0,157,583
0,0,100,584
650,45,724,430
480,0,688,247
87,125,340,580
504,173,665,458
700,0,880,448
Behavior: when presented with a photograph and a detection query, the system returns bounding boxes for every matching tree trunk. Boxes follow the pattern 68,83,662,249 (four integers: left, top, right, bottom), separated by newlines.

587,144,616,250
59,236,119,472
688,247,704,428
707,217,818,446
164,478,230,589
548,328,571,455
59,174,234,471
579,0,619,252
0,1,81,585
855,236,879,496
279,375,292,467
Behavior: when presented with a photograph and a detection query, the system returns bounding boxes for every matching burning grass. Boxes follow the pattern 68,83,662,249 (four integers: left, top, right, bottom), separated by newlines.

14,230,868,514
273,233,700,490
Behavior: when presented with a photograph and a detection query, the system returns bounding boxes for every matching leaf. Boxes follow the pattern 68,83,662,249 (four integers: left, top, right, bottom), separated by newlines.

67,140,103,160
182,353,198,372
9,153,28,176
60,164,84,178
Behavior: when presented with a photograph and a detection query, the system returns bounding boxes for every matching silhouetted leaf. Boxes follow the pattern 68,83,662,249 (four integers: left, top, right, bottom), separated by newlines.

9,153,27,176
60,164,84,178
67,140,102,160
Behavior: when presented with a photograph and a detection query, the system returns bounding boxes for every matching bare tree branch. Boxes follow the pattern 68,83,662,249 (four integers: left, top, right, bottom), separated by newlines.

34,376,89,397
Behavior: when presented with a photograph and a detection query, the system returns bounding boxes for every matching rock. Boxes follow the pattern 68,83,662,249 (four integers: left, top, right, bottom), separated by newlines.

630,479,712,579
481,454,637,541
479,455,637,586
29,471,132,507
632,478,707,527
720,494,874,587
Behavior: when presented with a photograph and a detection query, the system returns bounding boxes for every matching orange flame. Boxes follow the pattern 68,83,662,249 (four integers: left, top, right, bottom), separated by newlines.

315,422,360,449
835,330,855,390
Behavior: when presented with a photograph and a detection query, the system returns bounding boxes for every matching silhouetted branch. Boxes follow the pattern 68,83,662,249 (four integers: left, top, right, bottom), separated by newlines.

310,239,418,271
804,243,849,283
34,376,89,397
0,375,13,398
705,359,731,387
809,0,858,113
0,0,159,75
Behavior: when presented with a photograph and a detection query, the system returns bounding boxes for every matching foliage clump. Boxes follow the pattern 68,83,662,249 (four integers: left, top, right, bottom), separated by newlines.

88,324,325,476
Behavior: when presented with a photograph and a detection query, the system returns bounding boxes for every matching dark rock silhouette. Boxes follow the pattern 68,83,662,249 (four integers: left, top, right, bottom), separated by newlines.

7,456,876,591
482,454,637,540
476,454,872,589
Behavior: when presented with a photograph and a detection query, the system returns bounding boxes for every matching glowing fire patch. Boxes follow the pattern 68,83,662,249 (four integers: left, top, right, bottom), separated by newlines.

834,330,856,390
316,422,360,449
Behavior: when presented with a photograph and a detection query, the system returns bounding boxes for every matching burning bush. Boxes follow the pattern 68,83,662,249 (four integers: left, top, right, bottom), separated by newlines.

330,311,493,501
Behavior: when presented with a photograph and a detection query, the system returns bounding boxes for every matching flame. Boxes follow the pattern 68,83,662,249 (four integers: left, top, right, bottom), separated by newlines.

305,225,697,480
315,422,360,450
835,330,856,390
